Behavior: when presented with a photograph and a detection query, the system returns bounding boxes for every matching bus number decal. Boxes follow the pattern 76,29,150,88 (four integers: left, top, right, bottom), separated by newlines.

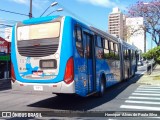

78,65,86,72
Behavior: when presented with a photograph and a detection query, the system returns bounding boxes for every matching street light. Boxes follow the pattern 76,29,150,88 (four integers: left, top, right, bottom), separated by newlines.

40,2,58,17
46,8,63,16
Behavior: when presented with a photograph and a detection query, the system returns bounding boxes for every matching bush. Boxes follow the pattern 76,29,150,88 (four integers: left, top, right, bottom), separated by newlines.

142,46,160,64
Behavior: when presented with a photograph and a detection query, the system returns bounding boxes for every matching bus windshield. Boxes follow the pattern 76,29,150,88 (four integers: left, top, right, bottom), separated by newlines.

17,22,60,41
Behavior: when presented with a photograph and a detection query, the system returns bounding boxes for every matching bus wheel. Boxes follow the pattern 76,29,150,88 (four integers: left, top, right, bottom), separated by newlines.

98,78,105,97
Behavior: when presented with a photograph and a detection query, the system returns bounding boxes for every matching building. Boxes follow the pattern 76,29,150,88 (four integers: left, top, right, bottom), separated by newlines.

126,17,145,53
4,27,12,42
108,7,124,40
0,37,11,79
108,7,145,53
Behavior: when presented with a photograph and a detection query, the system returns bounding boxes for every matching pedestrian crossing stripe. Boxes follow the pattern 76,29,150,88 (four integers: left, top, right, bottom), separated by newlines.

139,85,160,88
136,88,160,91
120,105,160,111
125,100,160,105
120,85,160,111
132,93,160,96
129,96,160,100
134,90,160,94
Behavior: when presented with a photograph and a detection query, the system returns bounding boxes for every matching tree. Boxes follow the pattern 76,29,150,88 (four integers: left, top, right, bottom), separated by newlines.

127,0,160,46
142,46,160,64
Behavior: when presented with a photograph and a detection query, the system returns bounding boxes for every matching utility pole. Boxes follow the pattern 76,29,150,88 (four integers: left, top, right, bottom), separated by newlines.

144,30,146,53
29,0,32,18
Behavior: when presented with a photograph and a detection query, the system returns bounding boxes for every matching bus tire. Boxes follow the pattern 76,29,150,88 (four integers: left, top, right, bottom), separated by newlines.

98,77,106,97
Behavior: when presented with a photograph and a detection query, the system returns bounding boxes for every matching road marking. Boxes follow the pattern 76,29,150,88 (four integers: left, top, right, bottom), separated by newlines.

132,93,160,96
137,87,160,89
108,119,117,120
129,96,160,100
120,85,160,111
134,90,160,94
125,100,160,105
120,105,160,110
139,85,160,89
136,88,160,91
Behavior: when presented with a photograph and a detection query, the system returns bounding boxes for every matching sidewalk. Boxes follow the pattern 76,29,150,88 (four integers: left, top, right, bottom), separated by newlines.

137,64,160,85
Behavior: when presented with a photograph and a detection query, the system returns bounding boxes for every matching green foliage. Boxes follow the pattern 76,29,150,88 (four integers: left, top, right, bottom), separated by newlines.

142,46,160,64
104,52,119,60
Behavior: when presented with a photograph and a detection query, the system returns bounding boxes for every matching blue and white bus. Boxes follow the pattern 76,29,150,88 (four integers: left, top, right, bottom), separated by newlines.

11,16,138,97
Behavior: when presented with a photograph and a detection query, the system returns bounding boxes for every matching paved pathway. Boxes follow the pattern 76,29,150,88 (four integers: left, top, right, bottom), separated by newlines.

137,65,160,85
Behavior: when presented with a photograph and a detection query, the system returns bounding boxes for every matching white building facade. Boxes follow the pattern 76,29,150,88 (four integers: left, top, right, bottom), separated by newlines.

126,17,145,53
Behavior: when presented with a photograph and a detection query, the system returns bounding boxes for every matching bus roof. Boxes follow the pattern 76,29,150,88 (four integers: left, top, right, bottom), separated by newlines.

90,26,119,43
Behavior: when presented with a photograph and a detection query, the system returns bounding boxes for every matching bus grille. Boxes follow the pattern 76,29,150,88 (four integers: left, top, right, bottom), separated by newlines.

18,44,58,57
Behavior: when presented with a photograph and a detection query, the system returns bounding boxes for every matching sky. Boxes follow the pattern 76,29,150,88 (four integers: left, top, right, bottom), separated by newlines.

0,0,139,30
0,0,155,49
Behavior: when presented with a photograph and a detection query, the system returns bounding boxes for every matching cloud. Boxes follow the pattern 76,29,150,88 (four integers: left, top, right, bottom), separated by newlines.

78,0,116,7
10,0,28,5
8,0,51,9
78,0,127,10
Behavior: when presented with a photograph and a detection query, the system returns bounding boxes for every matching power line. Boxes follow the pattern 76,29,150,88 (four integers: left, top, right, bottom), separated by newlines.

0,24,13,27
57,2,95,27
0,8,29,17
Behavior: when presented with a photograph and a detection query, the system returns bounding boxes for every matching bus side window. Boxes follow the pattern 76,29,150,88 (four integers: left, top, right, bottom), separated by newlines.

132,50,135,60
123,48,127,60
97,36,103,47
104,39,109,49
75,26,83,57
131,50,133,60
125,49,129,60
83,32,93,59
104,39,110,59
114,43,119,60
128,49,131,60
110,41,115,59
96,35,104,59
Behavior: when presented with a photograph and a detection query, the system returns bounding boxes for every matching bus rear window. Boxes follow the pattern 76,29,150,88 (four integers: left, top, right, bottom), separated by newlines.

17,22,60,41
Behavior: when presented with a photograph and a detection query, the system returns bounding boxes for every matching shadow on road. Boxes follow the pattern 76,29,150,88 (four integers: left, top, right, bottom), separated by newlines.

28,74,143,111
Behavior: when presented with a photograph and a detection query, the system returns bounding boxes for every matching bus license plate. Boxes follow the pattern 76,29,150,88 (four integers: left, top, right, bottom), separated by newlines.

33,86,43,91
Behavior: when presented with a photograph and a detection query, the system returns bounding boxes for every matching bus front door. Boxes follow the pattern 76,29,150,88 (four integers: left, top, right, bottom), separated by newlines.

83,32,96,95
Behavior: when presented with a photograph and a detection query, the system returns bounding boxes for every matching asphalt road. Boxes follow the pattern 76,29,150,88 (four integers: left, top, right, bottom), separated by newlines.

0,65,159,119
